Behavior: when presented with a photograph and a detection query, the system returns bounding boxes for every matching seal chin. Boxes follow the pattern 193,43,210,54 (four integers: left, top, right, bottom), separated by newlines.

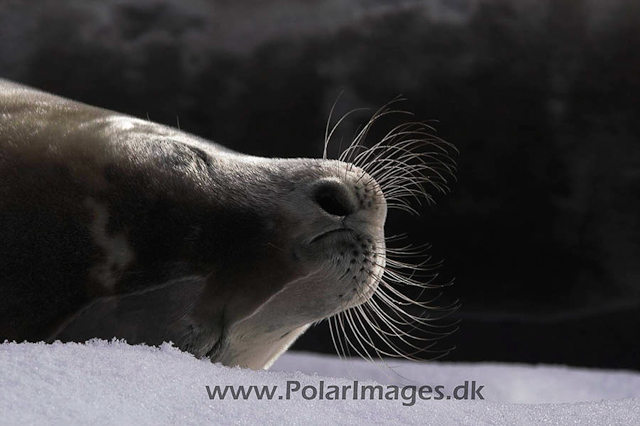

320,226,386,310
290,187,386,317
219,222,386,370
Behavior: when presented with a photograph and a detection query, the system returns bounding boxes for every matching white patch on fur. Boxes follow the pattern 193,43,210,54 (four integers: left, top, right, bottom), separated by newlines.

84,197,135,291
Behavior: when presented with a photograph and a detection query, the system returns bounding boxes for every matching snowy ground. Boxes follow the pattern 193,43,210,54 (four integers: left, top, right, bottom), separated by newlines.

1,341,638,425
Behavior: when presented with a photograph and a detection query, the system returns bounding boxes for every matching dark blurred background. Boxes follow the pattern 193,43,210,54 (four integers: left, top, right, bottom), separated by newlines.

1,0,639,370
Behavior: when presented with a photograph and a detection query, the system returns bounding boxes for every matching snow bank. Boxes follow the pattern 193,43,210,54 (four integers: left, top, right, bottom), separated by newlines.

272,351,640,404
0,341,638,425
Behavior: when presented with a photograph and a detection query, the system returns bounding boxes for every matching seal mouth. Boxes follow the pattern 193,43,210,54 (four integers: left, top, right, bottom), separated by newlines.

309,228,353,244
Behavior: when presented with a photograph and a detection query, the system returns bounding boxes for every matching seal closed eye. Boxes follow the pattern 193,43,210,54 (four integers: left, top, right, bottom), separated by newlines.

0,79,456,369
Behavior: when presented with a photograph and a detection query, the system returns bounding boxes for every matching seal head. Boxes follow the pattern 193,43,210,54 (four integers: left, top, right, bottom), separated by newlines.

0,79,389,369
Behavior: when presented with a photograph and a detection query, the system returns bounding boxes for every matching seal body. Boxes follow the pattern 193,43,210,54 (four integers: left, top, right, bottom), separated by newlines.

0,79,387,369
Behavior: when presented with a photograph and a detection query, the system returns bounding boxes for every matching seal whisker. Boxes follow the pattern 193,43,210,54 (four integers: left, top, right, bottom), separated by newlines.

338,102,413,165
348,115,423,168
324,105,368,160
364,298,458,348
336,311,372,360
365,292,431,331
328,315,347,361
319,98,459,365
357,302,436,359
344,309,384,364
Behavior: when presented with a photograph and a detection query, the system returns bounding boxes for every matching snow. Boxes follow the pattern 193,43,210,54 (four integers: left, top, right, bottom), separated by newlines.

1,340,638,425
272,352,640,404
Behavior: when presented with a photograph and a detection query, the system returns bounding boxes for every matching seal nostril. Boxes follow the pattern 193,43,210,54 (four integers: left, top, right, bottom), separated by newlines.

313,180,356,217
